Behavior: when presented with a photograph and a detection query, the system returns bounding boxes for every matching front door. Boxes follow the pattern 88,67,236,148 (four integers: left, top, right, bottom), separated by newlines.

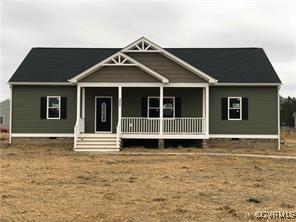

95,97,112,132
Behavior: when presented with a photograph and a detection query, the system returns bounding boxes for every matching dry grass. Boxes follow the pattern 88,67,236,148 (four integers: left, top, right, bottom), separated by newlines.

0,138,295,221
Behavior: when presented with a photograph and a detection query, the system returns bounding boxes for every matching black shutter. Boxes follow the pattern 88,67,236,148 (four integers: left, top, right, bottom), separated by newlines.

175,97,181,117
40,97,47,119
242,97,248,120
221,97,228,120
141,97,147,117
61,97,67,119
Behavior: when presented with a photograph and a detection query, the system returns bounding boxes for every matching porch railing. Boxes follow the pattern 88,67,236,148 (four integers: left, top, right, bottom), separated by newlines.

121,117,205,134
121,117,160,134
74,117,84,148
163,118,205,134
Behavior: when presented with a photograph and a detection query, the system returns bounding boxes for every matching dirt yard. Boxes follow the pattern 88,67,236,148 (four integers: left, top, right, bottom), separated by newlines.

1,138,296,221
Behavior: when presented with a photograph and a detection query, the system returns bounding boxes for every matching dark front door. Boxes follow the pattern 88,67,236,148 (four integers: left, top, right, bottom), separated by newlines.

96,97,112,132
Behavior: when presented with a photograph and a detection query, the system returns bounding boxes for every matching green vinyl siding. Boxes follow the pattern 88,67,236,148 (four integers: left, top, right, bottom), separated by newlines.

84,87,118,133
122,87,203,117
12,86,76,133
209,86,278,135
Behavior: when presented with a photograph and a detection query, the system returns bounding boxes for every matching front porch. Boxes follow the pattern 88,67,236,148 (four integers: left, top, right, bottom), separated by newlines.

74,83,209,151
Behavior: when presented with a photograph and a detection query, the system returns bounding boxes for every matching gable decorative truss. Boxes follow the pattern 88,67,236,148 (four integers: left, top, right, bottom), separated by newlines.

122,37,218,84
122,38,160,52
69,52,169,83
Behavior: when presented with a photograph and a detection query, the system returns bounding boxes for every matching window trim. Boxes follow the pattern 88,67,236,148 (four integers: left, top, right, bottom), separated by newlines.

0,116,4,125
147,96,175,118
228,97,242,121
46,96,61,120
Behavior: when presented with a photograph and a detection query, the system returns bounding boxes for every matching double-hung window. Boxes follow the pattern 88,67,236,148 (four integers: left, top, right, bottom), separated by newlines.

147,97,175,118
0,117,3,125
47,96,61,119
228,97,242,120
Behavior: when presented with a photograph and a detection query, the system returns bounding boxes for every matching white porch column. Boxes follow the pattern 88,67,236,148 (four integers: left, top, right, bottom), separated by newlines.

117,86,122,149
118,86,122,131
76,85,81,121
82,87,85,118
205,85,209,136
202,87,206,134
81,87,85,132
159,86,164,135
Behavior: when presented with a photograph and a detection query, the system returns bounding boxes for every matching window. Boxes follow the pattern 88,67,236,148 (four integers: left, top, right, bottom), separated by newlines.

47,96,61,119
228,97,242,120
148,97,175,118
0,117,3,125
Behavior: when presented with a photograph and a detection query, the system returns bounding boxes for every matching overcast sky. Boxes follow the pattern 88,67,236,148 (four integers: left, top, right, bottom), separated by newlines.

1,0,295,101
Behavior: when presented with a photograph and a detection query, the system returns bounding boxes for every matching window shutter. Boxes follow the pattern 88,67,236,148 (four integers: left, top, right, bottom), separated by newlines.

221,97,228,120
242,97,248,120
40,97,47,119
61,97,67,119
175,97,181,117
141,97,147,117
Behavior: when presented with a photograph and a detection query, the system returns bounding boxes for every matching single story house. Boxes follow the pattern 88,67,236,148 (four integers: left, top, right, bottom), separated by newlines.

0,99,10,130
8,37,282,151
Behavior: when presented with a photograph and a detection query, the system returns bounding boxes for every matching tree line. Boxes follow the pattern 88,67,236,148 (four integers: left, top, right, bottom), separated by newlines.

280,96,296,127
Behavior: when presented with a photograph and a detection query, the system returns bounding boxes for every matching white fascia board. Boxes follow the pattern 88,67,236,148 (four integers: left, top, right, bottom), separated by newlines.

121,37,218,84
11,133,74,137
77,83,209,88
215,83,282,86
68,51,168,83
209,134,278,139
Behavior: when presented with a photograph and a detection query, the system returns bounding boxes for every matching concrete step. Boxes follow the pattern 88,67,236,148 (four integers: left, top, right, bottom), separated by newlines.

75,144,118,148
77,138,117,142
76,141,117,145
74,148,120,152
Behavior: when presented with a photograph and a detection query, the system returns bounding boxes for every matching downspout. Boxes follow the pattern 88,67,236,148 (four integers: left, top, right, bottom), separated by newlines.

278,85,281,150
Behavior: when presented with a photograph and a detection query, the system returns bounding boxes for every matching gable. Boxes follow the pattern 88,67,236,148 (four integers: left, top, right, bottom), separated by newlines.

127,52,207,83
80,66,160,83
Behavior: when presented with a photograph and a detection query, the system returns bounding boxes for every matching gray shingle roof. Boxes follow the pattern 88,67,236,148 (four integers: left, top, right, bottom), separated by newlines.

9,47,281,83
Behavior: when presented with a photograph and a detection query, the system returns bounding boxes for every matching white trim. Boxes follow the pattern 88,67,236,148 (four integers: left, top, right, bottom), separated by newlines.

277,86,280,150
69,52,169,83
159,87,163,135
9,85,12,144
121,37,217,83
215,83,282,86
46,96,61,119
8,82,74,86
209,134,278,139
82,87,85,118
205,85,209,136
77,82,209,88
95,96,113,133
11,133,74,137
227,97,242,120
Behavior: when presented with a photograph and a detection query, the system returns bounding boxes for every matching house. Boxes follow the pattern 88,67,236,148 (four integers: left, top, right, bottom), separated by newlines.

8,37,282,151
0,99,10,130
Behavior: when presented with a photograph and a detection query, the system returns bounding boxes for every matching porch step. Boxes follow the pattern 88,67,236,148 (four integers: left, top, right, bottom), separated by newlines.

74,134,120,152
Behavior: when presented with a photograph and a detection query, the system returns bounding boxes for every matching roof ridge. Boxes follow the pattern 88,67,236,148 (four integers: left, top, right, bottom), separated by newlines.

32,47,262,50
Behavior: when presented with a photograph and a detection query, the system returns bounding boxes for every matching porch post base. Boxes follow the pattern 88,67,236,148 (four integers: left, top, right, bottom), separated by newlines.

202,139,208,149
158,139,164,149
